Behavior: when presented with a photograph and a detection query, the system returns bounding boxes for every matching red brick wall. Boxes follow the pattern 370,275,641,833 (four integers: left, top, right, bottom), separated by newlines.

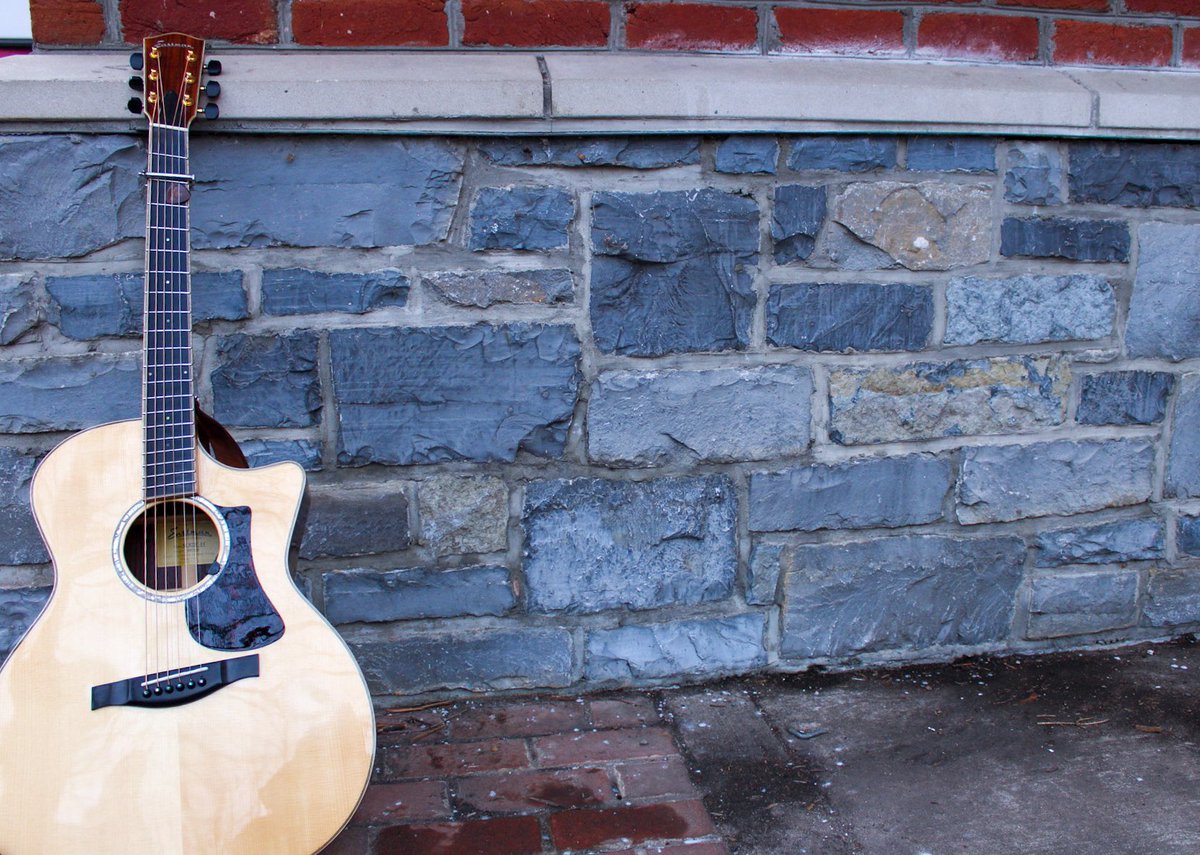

28,0,1200,69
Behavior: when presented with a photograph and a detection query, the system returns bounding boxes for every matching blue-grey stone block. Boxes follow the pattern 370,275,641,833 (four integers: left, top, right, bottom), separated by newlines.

788,136,897,173
1179,516,1200,556
585,614,767,682
907,137,996,173
591,190,759,356
1077,371,1175,426
1005,141,1064,205
750,454,949,533
1126,223,1200,361
715,136,779,174
479,137,700,169
324,566,514,624
191,137,462,249
1070,141,1200,208
0,275,37,344
781,534,1025,658
1000,217,1130,262
1028,569,1139,639
469,186,574,251
772,185,826,264
298,487,410,560
211,332,320,428
0,448,48,565
0,587,51,660
261,269,408,316
331,324,580,465
747,542,784,606
425,269,573,307
945,274,1114,345
239,439,323,471
0,355,140,433
1034,518,1164,567
1143,571,1200,628
1167,375,1200,499
766,282,932,352
523,475,737,614
0,135,142,260
957,439,1155,525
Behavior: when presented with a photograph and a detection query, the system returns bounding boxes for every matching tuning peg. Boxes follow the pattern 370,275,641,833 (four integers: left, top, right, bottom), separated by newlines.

205,59,222,76
127,97,143,114
203,80,220,99
128,75,143,92
202,103,220,120
129,52,144,71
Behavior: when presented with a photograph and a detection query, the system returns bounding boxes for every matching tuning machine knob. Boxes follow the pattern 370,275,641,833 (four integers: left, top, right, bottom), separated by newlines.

128,75,143,92
202,103,220,120
205,59,222,76
127,97,143,114
203,80,220,99
129,52,144,71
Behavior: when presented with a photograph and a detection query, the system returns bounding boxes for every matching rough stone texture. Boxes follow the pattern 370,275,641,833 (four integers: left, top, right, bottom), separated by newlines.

261,268,408,316
957,439,1155,525
808,222,899,271
417,474,508,556
323,566,515,624
0,135,142,260
1126,223,1200,360
832,181,991,270
1179,516,1200,557
424,269,573,307
1077,371,1175,426
0,588,51,660
479,137,699,169
1034,517,1165,567
829,356,1069,445
210,332,321,428
330,324,580,465
1000,217,1130,262
191,136,463,249
298,486,410,560
747,542,784,606
788,136,897,173
0,448,48,565
1143,571,1200,628
0,275,37,345
781,535,1025,658
584,614,767,682
1027,570,1139,639
238,438,323,471
944,274,1114,345
0,355,140,433
587,366,812,466
1005,141,1064,205
591,189,759,356
766,282,933,352
468,186,575,251
1166,375,1200,499
749,454,949,533
715,136,779,174
1069,141,1200,208
907,137,996,173
523,476,737,614
772,185,827,264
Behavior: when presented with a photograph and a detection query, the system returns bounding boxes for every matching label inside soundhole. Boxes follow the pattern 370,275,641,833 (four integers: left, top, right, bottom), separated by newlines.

123,499,221,593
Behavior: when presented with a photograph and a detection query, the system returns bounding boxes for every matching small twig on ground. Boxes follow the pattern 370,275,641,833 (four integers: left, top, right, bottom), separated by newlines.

1036,717,1109,728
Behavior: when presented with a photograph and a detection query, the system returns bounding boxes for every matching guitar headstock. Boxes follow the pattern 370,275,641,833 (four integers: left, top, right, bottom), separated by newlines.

129,33,221,126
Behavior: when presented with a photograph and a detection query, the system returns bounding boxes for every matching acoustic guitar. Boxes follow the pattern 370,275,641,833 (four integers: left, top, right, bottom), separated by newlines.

0,34,374,854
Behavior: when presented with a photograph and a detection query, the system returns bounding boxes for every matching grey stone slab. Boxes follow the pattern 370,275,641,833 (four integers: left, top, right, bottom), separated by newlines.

479,137,700,169
781,534,1025,659
261,268,408,316
587,365,812,466
1034,517,1164,567
417,474,508,556
323,565,514,624
1179,515,1200,557
747,541,785,606
715,136,779,174
945,274,1114,345
1143,570,1200,628
788,136,897,173
0,587,50,659
1000,217,1130,262
211,332,321,429
1126,223,1200,361
0,274,37,344
238,438,323,471
957,439,1155,525
584,613,767,682
906,137,996,173
424,269,573,307
468,186,574,251
766,282,933,352
522,475,737,614
1005,141,1065,205
808,222,899,271
771,184,826,264
1028,569,1139,639
1166,375,1200,499
330,324,580,465
1070,141,1200,208
298,487,410,560
0,447,48,565
1077,371,1175,426
0,355,140,433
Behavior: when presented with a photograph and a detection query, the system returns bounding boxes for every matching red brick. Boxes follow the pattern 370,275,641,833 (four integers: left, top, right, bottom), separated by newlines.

998,0,1108,9
534,727,680,767
119,0,277,44
625,2,758,51
455,766,616,813
377,816,543,855
350,780,450,825
462,0,610,47
591,695,661,729
451,699,590,740
292,0,447,46
379,737,531,780
1126,0,1200,15
1184,27,1200,66
1053,19,1172,66
321,824,369,855
775,8,905,56
550,799,716,850
30,0,104,45
918,12,1040,61
376,708,451,745
613,757,699,801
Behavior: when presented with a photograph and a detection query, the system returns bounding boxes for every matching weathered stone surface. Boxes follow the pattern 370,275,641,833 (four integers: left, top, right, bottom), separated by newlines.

1077,371,1175,426
191,137,463,249
1034,517,1164,567
1126,223,1200,360
238,438,323,471
1028,570,1139,639
46,272,247,339
211,332,320,428
353,628,573,694
747,542,784,606
0,275,37,344
0,135,142,260
298,486,410,560
469,186,574,251
767,282,933,352
1069,141,1200,208
0,355,140,432
330,324,580,465
0,588,50,659
772,185,826,264
749,454,949,532
523,475,737,614
591,189,759,356
417,474,508,556
584,614,767,682
479,137,699,169
1143,571,1200,628
1005,141,1064,205
1179,516,1200,557
833,181,991,270
587,366,812,466
1000,217,1130,262
715,136,779,174
788,136,897,173
829,356,1069,445
1166,375,1200,499
261,268,408,315
945,274,1114,345
0,447,48,565
907,137,996,173
957,439,1155,525
324,566,514,624
424,269,573,307
808,222,898,270
781,535,1025,658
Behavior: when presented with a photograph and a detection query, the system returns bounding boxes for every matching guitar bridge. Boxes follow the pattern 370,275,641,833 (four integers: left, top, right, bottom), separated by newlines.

90,654,259,710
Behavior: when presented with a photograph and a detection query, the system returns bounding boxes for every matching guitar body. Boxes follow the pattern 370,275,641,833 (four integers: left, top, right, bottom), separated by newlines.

0,420,374,854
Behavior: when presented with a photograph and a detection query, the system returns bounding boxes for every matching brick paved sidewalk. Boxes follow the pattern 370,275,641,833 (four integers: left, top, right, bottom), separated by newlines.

326,693,729,855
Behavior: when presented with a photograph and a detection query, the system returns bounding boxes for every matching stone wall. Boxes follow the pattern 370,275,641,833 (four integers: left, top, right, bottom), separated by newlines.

2,131,1199,700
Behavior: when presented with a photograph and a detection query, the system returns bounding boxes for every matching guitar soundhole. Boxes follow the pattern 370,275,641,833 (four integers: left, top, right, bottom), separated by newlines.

121,499,222,594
